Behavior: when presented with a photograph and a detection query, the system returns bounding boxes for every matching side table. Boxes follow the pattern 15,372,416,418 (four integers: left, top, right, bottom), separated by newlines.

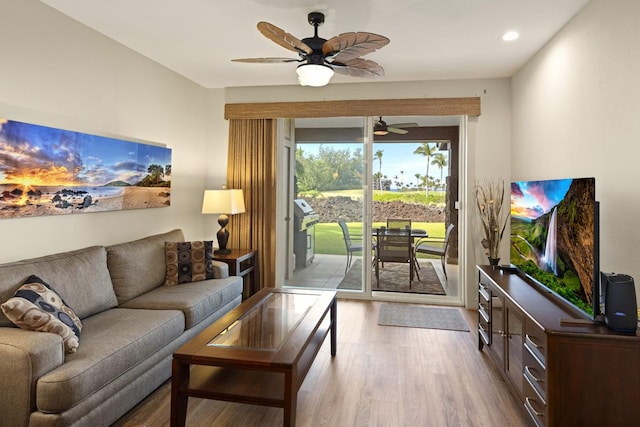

212,249,257,300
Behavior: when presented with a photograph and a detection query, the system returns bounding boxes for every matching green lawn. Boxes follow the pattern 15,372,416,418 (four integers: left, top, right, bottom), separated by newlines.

300,189,446,207
315,221,446,256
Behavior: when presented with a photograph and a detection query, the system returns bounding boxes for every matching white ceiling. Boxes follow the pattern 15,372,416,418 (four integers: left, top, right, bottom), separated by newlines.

39,0,590,89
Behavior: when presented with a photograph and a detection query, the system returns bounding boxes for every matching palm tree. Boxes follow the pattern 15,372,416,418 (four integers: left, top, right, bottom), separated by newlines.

147,164,164,185
413,142,437,195
431,153,447,190
414,173,421,188
374,149,384,190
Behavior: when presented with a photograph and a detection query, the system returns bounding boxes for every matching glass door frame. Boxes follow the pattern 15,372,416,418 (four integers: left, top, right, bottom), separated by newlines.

275,115,467,308
356,116,374,298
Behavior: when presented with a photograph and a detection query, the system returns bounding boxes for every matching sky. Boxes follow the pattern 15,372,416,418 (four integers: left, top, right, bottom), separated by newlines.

510,178,572,220
299,141,449,189
0,118,171,187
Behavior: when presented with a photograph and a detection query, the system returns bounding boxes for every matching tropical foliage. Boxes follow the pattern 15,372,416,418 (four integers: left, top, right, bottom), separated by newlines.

518,259,592,315
137,164,171,187
413,142,438,195
296,142,448,194
296,146,363,192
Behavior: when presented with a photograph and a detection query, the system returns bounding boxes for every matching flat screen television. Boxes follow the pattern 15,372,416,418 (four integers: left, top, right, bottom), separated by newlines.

510,177,600,318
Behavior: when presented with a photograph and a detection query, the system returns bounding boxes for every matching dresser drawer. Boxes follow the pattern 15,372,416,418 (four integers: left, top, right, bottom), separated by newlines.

479,285,490,305
478,302,490,324
524,345,546,400
478,318,490,345
524,320,547,367
478,281,491,345
479,273,492,290
524,376,547,427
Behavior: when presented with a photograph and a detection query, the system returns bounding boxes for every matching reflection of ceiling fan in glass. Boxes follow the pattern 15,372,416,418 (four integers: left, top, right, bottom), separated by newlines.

373,117,419,135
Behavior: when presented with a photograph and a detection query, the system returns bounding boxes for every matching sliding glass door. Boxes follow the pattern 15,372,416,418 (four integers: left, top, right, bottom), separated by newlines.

279,115,463,305
283,117,372,295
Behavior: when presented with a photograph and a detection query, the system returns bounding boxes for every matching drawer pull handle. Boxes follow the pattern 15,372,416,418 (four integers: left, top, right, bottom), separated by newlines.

526,334,542,349
525,397,544,417
525,366,544,383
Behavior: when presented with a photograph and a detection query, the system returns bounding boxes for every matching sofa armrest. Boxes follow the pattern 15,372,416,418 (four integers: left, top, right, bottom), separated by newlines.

0,328,64,427
211,260,229,279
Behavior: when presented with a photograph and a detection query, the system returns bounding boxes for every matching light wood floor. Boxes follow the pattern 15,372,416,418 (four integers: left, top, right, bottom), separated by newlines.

113,300,530,427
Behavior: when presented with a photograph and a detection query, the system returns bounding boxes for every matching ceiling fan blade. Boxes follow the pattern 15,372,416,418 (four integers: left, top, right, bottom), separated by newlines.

323,32,390,62
257,22,313,55
387,127,409,135
231,57,300,63
388,122,419,128
331,58,385,79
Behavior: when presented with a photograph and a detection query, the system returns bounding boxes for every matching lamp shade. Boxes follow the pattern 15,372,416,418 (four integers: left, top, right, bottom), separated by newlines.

202,189,245,215
296,63,334,87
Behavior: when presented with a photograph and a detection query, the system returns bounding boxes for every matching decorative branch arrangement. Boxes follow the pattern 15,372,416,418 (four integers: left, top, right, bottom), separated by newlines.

474,179,510,264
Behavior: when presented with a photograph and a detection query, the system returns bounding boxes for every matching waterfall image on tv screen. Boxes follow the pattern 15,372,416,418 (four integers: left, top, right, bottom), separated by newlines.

510,178,596,316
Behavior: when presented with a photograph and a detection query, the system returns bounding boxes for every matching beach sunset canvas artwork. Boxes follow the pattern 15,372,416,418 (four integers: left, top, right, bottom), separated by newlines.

0,118,171,219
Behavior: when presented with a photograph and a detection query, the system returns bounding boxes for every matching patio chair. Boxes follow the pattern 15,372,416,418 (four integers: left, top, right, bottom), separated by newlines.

375,228,419,287
338,219,365,275
386,218,412,231
384,218,415,268
414,223,455,280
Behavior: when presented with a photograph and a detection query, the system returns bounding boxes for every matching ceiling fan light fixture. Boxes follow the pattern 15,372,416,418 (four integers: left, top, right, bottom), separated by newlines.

296,63,334,87
373,118,389,135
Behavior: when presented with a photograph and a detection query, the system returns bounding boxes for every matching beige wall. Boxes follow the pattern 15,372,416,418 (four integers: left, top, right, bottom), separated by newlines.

512,0,640,300
0,0,210,262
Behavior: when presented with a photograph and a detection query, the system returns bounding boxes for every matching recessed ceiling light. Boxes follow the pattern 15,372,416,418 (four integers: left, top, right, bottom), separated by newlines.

502,31,520,41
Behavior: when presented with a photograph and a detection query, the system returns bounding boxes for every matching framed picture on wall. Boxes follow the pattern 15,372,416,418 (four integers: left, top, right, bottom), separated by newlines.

0,118,172,219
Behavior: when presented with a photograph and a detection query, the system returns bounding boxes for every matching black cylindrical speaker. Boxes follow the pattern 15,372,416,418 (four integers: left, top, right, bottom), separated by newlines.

601,272,638,333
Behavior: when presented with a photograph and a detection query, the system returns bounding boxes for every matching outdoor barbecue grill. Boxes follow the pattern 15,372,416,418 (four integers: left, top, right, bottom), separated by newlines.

293,198,320,270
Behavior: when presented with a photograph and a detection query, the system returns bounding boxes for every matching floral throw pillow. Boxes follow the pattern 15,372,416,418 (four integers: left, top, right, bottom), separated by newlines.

1,275,83,354
164,241,215,286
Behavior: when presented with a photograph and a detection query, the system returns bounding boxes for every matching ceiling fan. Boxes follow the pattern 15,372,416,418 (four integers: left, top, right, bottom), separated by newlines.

232,12,390,87
373,117,419,135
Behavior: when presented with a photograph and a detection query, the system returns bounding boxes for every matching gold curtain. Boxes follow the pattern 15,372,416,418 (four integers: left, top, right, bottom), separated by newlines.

226,119,276,289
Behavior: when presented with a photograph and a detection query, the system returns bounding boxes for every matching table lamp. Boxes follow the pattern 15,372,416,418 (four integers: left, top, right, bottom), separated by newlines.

202,188,245,254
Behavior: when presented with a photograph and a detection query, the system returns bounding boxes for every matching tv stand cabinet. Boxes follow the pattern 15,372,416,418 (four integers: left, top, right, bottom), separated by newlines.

477,265,640,427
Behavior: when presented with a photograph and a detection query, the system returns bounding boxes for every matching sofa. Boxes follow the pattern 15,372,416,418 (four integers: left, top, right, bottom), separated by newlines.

0,229,244,427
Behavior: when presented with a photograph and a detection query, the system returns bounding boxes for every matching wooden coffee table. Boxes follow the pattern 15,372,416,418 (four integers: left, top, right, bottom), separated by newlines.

170,288,337,427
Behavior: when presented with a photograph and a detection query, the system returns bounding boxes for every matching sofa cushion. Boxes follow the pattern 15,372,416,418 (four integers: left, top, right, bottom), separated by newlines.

1,275,83,354
35,307,184,413
120,276,243,329
106,229,184,304
164,240,215,286
0,246,117,327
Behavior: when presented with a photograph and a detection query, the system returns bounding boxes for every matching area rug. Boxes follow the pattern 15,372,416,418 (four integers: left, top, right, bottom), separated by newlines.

338,259,446,295
378,304,470,331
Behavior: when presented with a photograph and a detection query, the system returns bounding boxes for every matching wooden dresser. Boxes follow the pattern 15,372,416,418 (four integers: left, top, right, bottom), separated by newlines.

477,265,640,427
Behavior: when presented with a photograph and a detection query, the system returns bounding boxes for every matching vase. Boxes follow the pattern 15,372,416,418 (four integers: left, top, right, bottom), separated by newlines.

488,257,500,267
